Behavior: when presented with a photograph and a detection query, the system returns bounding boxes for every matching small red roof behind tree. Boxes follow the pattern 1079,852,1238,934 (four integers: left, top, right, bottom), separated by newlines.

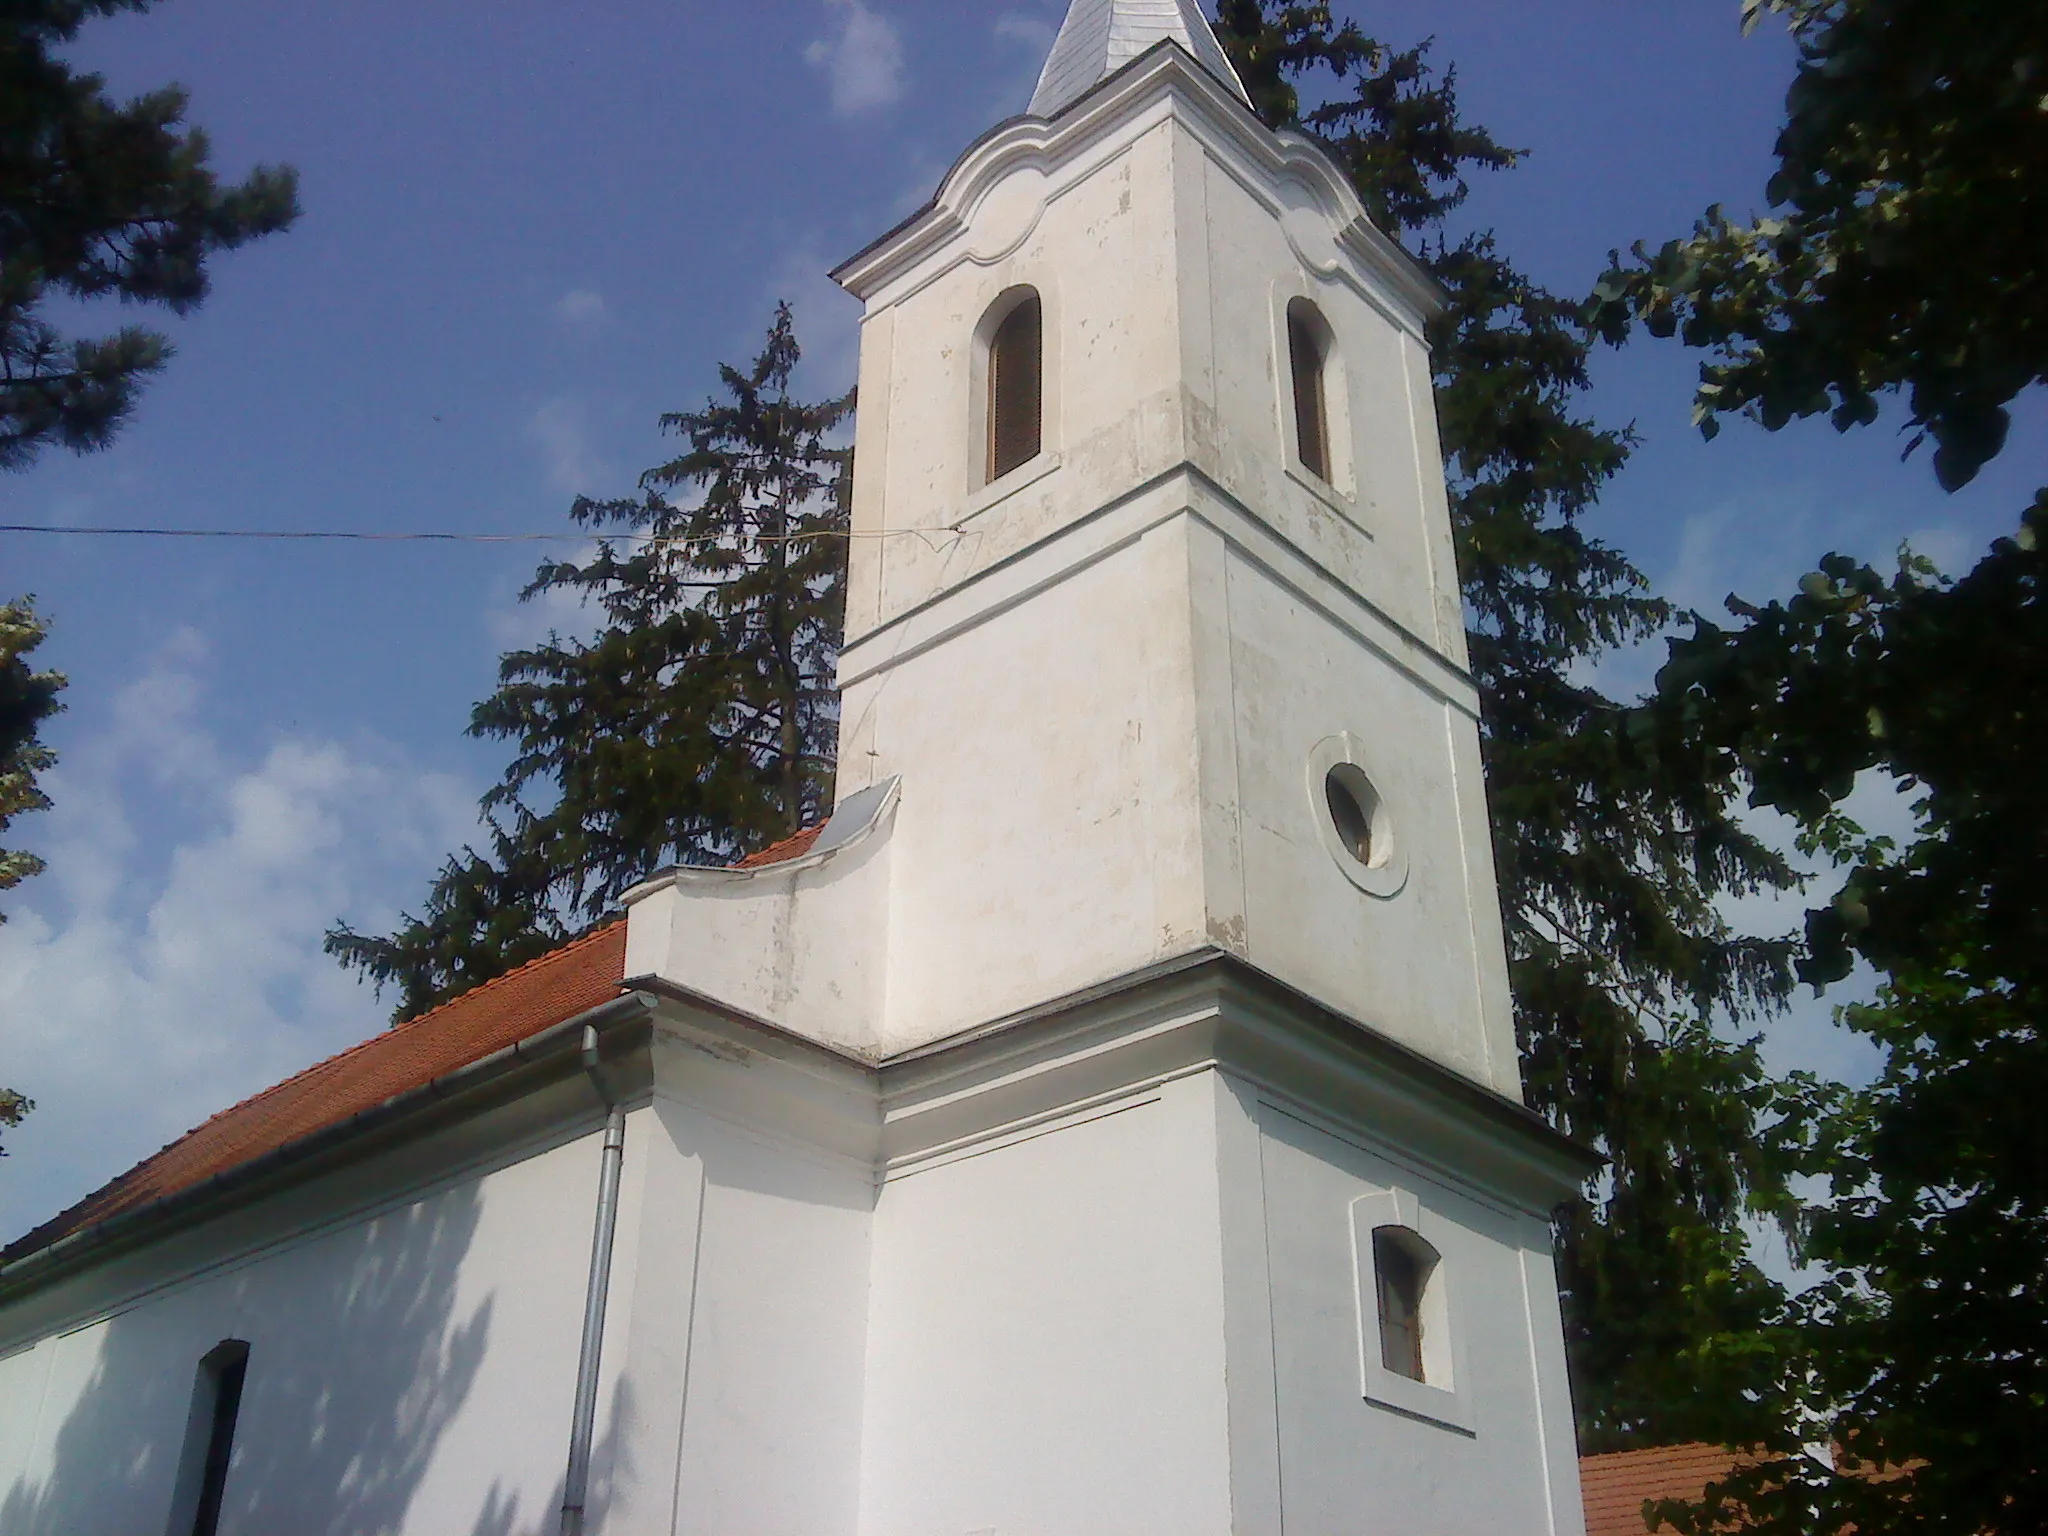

1581,1443,1748,1536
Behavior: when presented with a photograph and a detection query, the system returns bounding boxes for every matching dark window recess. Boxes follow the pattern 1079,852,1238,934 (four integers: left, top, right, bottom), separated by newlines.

988,295,1043,483
190,1342,250,1536
1325,768,1374,866
1289,307,1330,481
1373,1228,1427,1382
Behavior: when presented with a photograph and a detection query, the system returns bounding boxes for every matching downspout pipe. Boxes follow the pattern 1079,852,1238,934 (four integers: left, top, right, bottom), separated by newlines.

561,1024,628,1536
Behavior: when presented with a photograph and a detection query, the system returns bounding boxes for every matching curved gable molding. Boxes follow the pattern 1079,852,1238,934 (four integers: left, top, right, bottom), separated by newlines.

832,42,1441,331
621,777,901,901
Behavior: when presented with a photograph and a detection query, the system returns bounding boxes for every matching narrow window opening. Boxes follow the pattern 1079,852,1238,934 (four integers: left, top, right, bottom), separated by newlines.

187,1341,249,1536
987,294,1043,483
1373,1228,1428,1382
1288,304,1330,481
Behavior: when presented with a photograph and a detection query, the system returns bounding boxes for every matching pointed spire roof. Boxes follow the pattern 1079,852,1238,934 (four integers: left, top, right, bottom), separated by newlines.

1029,0,1253,119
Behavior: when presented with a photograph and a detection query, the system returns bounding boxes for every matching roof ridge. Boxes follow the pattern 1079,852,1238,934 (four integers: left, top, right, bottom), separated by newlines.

387,917,627,1037
1583,1443,1726,1465
733,824,825,869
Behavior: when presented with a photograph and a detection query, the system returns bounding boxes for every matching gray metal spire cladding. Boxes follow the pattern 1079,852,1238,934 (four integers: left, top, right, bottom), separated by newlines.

1028,0,1253,119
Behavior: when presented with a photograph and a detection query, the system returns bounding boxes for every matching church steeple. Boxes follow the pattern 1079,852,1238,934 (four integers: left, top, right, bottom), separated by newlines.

1029,0,1252,117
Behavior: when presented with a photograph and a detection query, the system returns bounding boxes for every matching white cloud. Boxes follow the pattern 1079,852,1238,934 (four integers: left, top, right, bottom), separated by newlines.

994,10,1057,52
527,396,607,497
993,3,1063,107
552,288,607,328
0,631,479,1244
806,0,907,117
1662,487,1836,622
1900,520,1977,579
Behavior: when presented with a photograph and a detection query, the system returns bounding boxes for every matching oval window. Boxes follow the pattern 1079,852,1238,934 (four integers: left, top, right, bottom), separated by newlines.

1324,763,1383,870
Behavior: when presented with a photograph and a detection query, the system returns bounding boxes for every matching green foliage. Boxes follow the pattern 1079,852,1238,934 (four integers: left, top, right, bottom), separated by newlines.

1605,4,2048,1523
0,0,299,470
1588,0,2046,491
320,836,565,1027
1212,1,1799,1449
1638,506,2048,1535
0,595,63,1148
328,305,851,1019
0,595,62,912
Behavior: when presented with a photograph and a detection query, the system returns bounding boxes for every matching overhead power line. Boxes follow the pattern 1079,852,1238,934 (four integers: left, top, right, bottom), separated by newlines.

0,522,952,546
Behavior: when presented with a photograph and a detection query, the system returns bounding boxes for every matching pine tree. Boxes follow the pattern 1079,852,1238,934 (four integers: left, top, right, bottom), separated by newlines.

0,596,63,1150
2,0,291,1147
1211,1,1800,1449
1,0,299,469
0,597,60,912
328,305,851,1017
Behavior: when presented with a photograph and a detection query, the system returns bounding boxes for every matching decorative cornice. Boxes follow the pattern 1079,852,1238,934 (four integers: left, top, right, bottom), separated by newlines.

0,945,1597,1319
876,949,1598,1210
830,41,1441,330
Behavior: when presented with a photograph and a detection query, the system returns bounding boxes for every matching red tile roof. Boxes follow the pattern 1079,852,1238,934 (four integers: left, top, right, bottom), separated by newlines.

4,921,629,1265
2,820,842,1270
1581,1443,1747,1536
733,825,824,869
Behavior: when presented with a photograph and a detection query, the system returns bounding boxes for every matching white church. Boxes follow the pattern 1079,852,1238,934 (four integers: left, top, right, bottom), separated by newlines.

0,4,1601,1532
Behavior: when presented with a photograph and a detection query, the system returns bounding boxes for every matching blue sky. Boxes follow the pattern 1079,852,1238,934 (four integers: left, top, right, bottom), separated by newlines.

0,0,2037,1243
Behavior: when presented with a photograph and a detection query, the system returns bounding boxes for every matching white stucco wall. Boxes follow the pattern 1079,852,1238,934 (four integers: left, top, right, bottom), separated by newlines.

622,786,893,1055
1247,1091,1585,1536
853,527,1209,1051
860,1074,1234,1536
1218,531,1517,1087
652,1093,874,1536
856,1046,1585,1536
0,1048,881,1536
0,1086,615,1536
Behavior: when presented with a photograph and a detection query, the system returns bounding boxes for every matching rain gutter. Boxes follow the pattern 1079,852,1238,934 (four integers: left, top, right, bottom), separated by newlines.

0,992,655,1301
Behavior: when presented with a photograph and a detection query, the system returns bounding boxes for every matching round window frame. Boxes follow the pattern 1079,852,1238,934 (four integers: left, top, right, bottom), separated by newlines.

1308,734,1408,899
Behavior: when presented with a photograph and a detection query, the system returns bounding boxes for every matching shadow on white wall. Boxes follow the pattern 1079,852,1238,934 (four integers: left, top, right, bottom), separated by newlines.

0,1178,624,1536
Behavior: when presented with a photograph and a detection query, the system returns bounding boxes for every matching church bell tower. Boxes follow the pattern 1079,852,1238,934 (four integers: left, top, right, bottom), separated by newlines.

830,3,1515,1090
622,5,1595,1531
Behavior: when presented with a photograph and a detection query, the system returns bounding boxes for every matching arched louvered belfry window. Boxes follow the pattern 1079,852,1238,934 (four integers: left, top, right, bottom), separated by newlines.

986,290,1044,483
1287,298,1332,482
